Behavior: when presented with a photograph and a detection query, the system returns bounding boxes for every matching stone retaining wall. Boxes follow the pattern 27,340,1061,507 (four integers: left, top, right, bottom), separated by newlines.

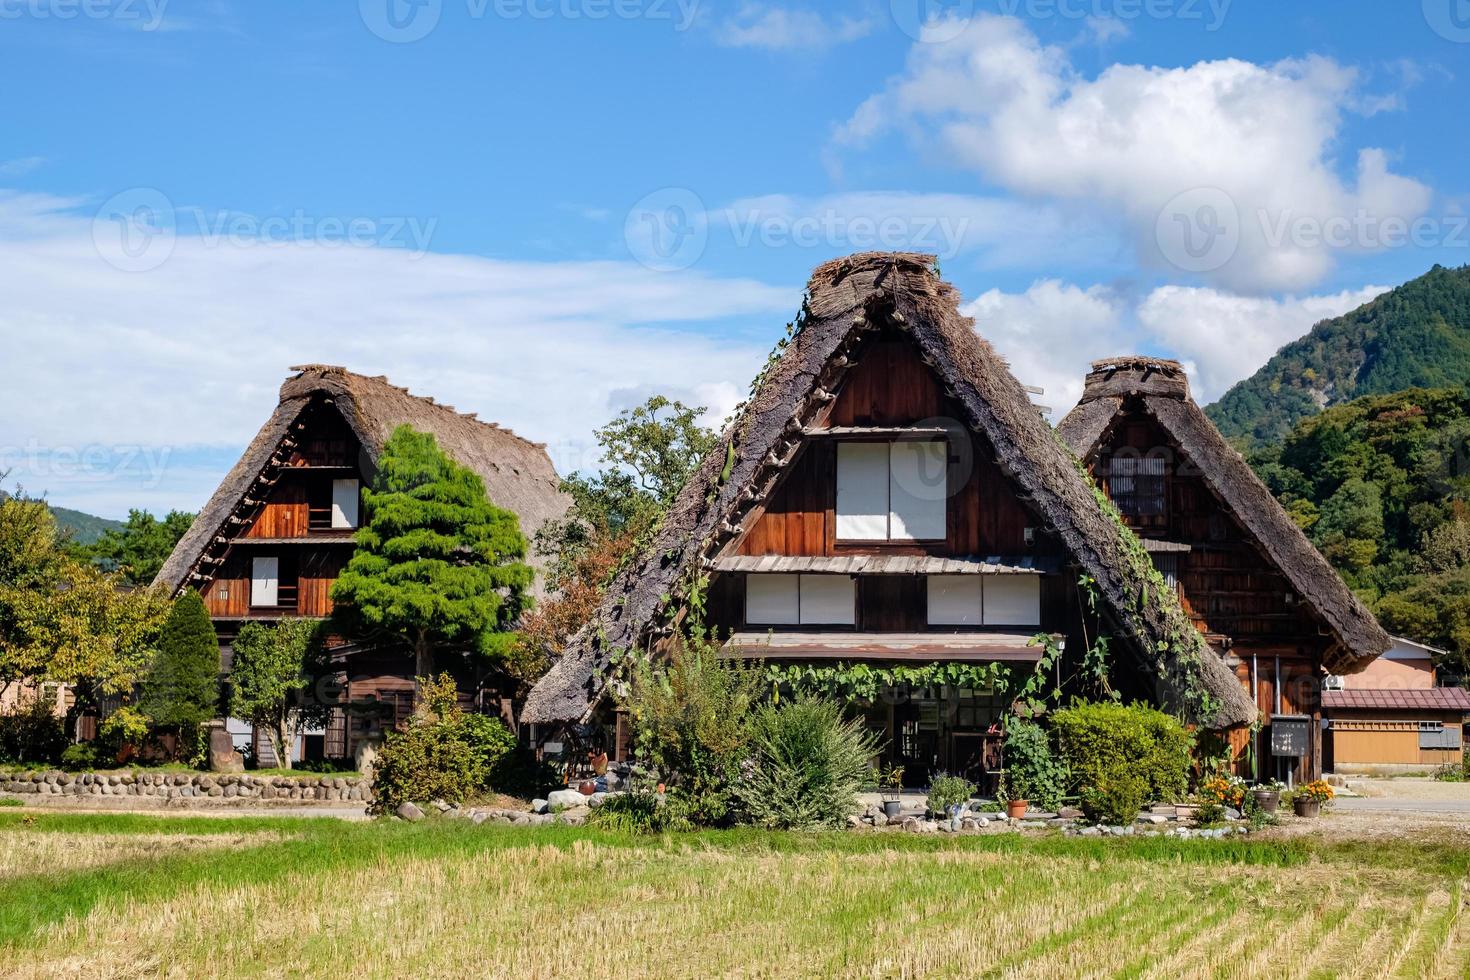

0,770,370,804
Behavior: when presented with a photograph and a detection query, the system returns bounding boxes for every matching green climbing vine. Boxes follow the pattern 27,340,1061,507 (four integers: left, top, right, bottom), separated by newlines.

761,659,1016,704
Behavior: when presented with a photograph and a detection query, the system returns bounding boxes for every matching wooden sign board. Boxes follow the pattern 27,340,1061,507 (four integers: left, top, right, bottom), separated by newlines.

1270,715,1310,757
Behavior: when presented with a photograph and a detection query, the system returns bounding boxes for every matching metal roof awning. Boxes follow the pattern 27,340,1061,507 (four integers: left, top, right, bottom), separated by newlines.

707,555,1057,575
1140,539,1192,554
721,631,1052,662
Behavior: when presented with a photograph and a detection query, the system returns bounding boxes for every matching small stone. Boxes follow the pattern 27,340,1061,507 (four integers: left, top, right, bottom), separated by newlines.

846,815,862,829
546,789,589,810
471,812,490,825
531,799,549,814
396,802,425,822
1136,814,1167,825
1223,807,1242,821
431,799,452,813
1079,826,1101,837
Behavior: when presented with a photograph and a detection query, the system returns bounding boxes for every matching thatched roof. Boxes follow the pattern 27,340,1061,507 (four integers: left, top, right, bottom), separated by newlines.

154,366,570,597
523,254,1255,727
1057,356,1391,674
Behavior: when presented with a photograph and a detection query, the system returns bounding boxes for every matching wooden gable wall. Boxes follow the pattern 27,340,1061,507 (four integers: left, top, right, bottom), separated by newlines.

736,339,1037,558
1094,410,1326,649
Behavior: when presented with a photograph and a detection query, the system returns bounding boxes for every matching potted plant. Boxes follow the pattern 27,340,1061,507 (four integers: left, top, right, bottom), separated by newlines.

880,764,905,819
926,773,976,824
1251,779,1285,813
1290,780,1334,818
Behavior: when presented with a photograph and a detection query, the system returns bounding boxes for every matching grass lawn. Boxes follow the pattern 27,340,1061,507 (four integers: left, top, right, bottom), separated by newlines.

1,812,1467,978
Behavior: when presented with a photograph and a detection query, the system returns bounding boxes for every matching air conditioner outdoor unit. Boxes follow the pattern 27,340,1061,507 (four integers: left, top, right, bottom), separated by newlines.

1323,675,1346,690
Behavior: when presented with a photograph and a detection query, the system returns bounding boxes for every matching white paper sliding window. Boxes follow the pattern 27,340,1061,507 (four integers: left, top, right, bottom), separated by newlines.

926,575,1041,627
330,479,360,529
983,575,1041,626
250,556,279,608
890,440,947,539
746,574,855,626
927,576,982,626
836,441,946,541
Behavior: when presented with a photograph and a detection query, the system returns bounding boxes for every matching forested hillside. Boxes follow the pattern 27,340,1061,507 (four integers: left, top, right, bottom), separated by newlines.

1209,265,1470,446
1249,387,1470,672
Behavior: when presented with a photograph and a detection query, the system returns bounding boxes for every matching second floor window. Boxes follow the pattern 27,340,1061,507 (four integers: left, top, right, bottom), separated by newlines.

1107,455,1167,519
836,440,947,541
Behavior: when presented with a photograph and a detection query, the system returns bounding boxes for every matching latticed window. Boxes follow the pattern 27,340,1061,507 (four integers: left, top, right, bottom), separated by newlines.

1107,456,1167,518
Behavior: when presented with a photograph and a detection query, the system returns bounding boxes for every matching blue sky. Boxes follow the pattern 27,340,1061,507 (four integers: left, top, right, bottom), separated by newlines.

1,0,1467,518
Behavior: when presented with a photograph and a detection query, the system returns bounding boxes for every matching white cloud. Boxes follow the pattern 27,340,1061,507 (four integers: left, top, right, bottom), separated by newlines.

715,3,878,51
834,14,1432,294
0,192,794,516
1136,283,1390,402
0,157,46,178
961,279,1129,414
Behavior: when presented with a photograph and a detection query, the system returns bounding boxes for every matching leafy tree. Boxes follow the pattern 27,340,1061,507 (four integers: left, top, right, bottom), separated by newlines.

1,483,169,706
331,426,532,697
228,619,328,770
84,509,194,585
140,590,221,730
535,395,717,586
1313,477,1384,574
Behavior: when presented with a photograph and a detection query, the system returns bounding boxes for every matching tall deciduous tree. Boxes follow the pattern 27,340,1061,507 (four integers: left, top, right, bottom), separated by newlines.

140,590,221,729
331,426,533,694
228,619,327,770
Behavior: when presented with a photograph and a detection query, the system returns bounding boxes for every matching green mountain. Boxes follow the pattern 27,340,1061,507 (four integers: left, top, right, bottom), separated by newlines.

1207,264,1470,445
48,505,124,545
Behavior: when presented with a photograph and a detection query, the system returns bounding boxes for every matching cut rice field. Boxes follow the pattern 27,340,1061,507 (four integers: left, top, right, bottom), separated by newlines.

1,811,1468,978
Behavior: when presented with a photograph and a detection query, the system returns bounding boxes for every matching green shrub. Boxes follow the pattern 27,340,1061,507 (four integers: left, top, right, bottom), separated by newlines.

97,705,151,759
59,742,102,770
369,721,481,815
587,790,692,834
1080,773,1148,826
1001,719,1068,811
457,713,517,779
368,673,502,814
0,694,67,766
1052,701,1191,804
736,697,880,830
487,746,557,799
623,635,763,827
926,773,976,816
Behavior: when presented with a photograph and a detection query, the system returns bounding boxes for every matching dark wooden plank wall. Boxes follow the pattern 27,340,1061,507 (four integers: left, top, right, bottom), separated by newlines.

738,340,1034,558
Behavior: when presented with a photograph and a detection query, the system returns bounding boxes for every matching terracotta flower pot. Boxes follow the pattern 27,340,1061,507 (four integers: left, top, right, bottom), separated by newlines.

1007,799,1029,820
1293,798,1320,818
578,781,596,796
1252,790,1280,813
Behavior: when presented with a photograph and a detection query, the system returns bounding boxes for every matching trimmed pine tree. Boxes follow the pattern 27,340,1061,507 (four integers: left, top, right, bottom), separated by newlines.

331,426,533,699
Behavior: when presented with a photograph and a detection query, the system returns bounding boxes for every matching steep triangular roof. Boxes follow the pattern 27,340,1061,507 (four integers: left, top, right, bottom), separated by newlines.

1056,356,1391,674
154,365,570,597
523,254,1255,727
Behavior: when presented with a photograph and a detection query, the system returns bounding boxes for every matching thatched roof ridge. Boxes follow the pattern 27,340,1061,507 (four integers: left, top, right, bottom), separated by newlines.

523,253,1255,727
1057,357,1391,674
154,366,570,597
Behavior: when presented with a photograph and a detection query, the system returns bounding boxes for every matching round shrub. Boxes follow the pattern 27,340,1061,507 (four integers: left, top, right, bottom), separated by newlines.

1080,773,1148,826
1051,701,1192,805
369,722,481,815
926,773,976,816
736,697,880,830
